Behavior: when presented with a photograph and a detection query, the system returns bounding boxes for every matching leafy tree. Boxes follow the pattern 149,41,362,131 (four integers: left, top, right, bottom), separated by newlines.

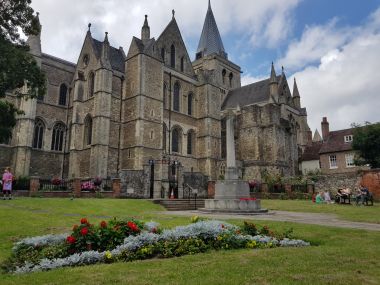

352,122,380,169
0,0,46,142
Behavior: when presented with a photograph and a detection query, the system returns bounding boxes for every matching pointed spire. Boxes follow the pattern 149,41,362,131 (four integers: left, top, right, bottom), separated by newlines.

172,9,175,19
27,12,42,59
104,31,109,44
100,32,111,68
293,77,300,98
281,66,285,75
141,15,150,41
87,23,92,35
313,129,322,142
196,1,227,59
270,62,277,84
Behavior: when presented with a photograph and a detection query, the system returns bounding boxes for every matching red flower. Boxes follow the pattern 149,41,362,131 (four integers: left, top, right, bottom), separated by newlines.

80,218,89,225
151,227,157,233
81,227,89,236
127,221,139,232
100,221,107,228
73,224,79,231
221,224,225,229
66,235,76,244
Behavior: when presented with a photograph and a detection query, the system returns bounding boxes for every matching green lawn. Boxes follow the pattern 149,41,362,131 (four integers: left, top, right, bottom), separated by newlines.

1,198,380,285
261,199,380,224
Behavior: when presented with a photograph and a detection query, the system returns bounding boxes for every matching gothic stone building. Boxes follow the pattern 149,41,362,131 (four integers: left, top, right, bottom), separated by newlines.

1,2,311,198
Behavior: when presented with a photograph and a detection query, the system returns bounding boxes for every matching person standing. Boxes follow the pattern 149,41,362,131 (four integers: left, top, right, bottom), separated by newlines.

2,167,13,200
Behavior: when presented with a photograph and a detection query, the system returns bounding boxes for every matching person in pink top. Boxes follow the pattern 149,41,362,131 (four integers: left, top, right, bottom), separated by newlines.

2,167,13,200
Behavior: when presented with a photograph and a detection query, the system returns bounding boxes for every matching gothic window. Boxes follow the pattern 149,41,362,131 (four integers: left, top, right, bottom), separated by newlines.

163,83,167,109
32,119,45,149
161,48,165,62
180,56,184,72
51,122,65,151
229,72,233,87
84,115,93,146
171,127,182,153
163,124,167,153
173,82,180,112
170,44,175,68
187,93,193,116
77,83,84,101
58,84,67,106
187,130,195,155
88,72,95,98
222,69,226,84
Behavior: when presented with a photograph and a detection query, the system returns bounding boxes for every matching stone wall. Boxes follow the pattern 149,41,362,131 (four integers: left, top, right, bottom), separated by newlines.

313,173,361,194
183,172,209,198
119,169,148,198
0,146,13,171
30,150,65,178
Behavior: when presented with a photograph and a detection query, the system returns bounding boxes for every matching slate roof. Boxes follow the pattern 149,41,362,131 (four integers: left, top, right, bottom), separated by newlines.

93,39,125,72
319,128,354,154
300,141,323,161
197,1,226,58
222,75,281,110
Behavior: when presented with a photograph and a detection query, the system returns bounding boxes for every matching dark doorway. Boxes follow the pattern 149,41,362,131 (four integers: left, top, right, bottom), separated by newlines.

149,160,155,198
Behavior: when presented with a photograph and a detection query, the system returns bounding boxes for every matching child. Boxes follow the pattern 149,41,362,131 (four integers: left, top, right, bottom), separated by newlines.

315,192,324,204
2,167,13,200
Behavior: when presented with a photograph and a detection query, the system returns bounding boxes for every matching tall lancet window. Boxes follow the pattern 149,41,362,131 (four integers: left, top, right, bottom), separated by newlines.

33,119,45,149
84,115,93,146
170,44,175,68
58,84,67,106
51,122,65,151
188,93,193,116
88,72,95,98
172,128,182,153
173,82,180,112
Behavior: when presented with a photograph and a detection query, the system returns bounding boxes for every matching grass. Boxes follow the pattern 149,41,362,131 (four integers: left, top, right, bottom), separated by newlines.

261,199,380,224
0,198,380,284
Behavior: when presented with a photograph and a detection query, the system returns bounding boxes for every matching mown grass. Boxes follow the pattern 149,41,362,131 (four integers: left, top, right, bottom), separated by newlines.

261,199,380,224
0,198,380,284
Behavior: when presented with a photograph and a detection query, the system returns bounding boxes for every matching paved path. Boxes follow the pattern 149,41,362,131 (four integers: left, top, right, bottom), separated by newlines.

160,210,380,232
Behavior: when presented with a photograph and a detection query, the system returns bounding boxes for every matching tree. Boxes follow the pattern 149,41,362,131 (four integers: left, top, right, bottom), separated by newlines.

0,0,46,142
352,122,380,169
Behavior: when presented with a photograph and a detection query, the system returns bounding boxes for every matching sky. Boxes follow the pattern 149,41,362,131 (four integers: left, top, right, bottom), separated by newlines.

30,0,380,133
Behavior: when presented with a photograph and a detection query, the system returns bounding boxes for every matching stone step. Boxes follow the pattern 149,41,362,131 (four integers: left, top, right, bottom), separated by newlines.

153,199,205,211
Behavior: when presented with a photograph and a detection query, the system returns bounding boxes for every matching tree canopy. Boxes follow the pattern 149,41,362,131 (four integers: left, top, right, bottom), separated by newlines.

352,122,380,169
0,0,46,142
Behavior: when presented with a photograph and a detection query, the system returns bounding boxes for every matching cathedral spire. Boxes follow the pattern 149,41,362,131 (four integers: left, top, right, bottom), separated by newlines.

26,12,42,60
196,0,227,59
141,15,150,41
100,32,111,68
293,78,300,98
270,62,277,83
269,62,279,102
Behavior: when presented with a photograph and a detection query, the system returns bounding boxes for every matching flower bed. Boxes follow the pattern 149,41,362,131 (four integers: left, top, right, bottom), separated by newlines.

2,218,310,274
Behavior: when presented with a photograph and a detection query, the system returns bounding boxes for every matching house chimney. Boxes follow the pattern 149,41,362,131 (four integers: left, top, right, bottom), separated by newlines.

321,117,330,141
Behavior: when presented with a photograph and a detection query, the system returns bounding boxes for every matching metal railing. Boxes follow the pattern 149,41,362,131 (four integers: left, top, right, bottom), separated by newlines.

39,179,73,192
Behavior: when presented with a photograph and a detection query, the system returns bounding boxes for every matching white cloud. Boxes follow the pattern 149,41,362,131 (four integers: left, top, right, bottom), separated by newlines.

31,0,301,62
288,8,380,132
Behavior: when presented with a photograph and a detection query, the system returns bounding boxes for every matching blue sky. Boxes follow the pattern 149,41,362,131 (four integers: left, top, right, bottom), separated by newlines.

31,0,380,133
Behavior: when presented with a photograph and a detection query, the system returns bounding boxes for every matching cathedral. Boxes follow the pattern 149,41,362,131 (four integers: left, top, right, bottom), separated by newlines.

1,2,311,198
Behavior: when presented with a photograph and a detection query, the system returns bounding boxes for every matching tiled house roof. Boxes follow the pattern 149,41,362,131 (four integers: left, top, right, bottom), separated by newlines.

300,141,323,161
319,128,353,154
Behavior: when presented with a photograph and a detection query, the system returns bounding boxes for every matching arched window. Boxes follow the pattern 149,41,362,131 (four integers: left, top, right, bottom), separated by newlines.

180,56,184,72
222,69,226,84
32,119,45,149
84,115,93,146
51,122,65,151
172,127,182,153
77,83,84,101
163,124,167,153
88,72,95,98
58,84,67,106
187,130,195,155
170,44,175,68
173,82,180,112
187,93,193,116
161,48,165,62
163,83,167,109
229,72,233,87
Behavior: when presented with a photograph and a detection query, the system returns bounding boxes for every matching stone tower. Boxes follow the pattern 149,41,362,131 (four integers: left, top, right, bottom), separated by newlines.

192,0,241,179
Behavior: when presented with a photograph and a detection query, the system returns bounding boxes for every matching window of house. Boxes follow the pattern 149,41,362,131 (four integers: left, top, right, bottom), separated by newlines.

187,130,195,155
170,44,175,68
88,72,95,98
32,119,44,149
345,153,355,167
51,122,65,151
180,56,184,72
187,93,193,116
344,135,353,143
222,69,226,84
173,82,180,112
58,84,67,106
329,155,338,169
172,128,181,153
161,48,165,62
84,115,93,146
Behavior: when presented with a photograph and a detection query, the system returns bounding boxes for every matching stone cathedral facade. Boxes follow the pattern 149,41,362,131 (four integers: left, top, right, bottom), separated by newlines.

1,2,311,198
